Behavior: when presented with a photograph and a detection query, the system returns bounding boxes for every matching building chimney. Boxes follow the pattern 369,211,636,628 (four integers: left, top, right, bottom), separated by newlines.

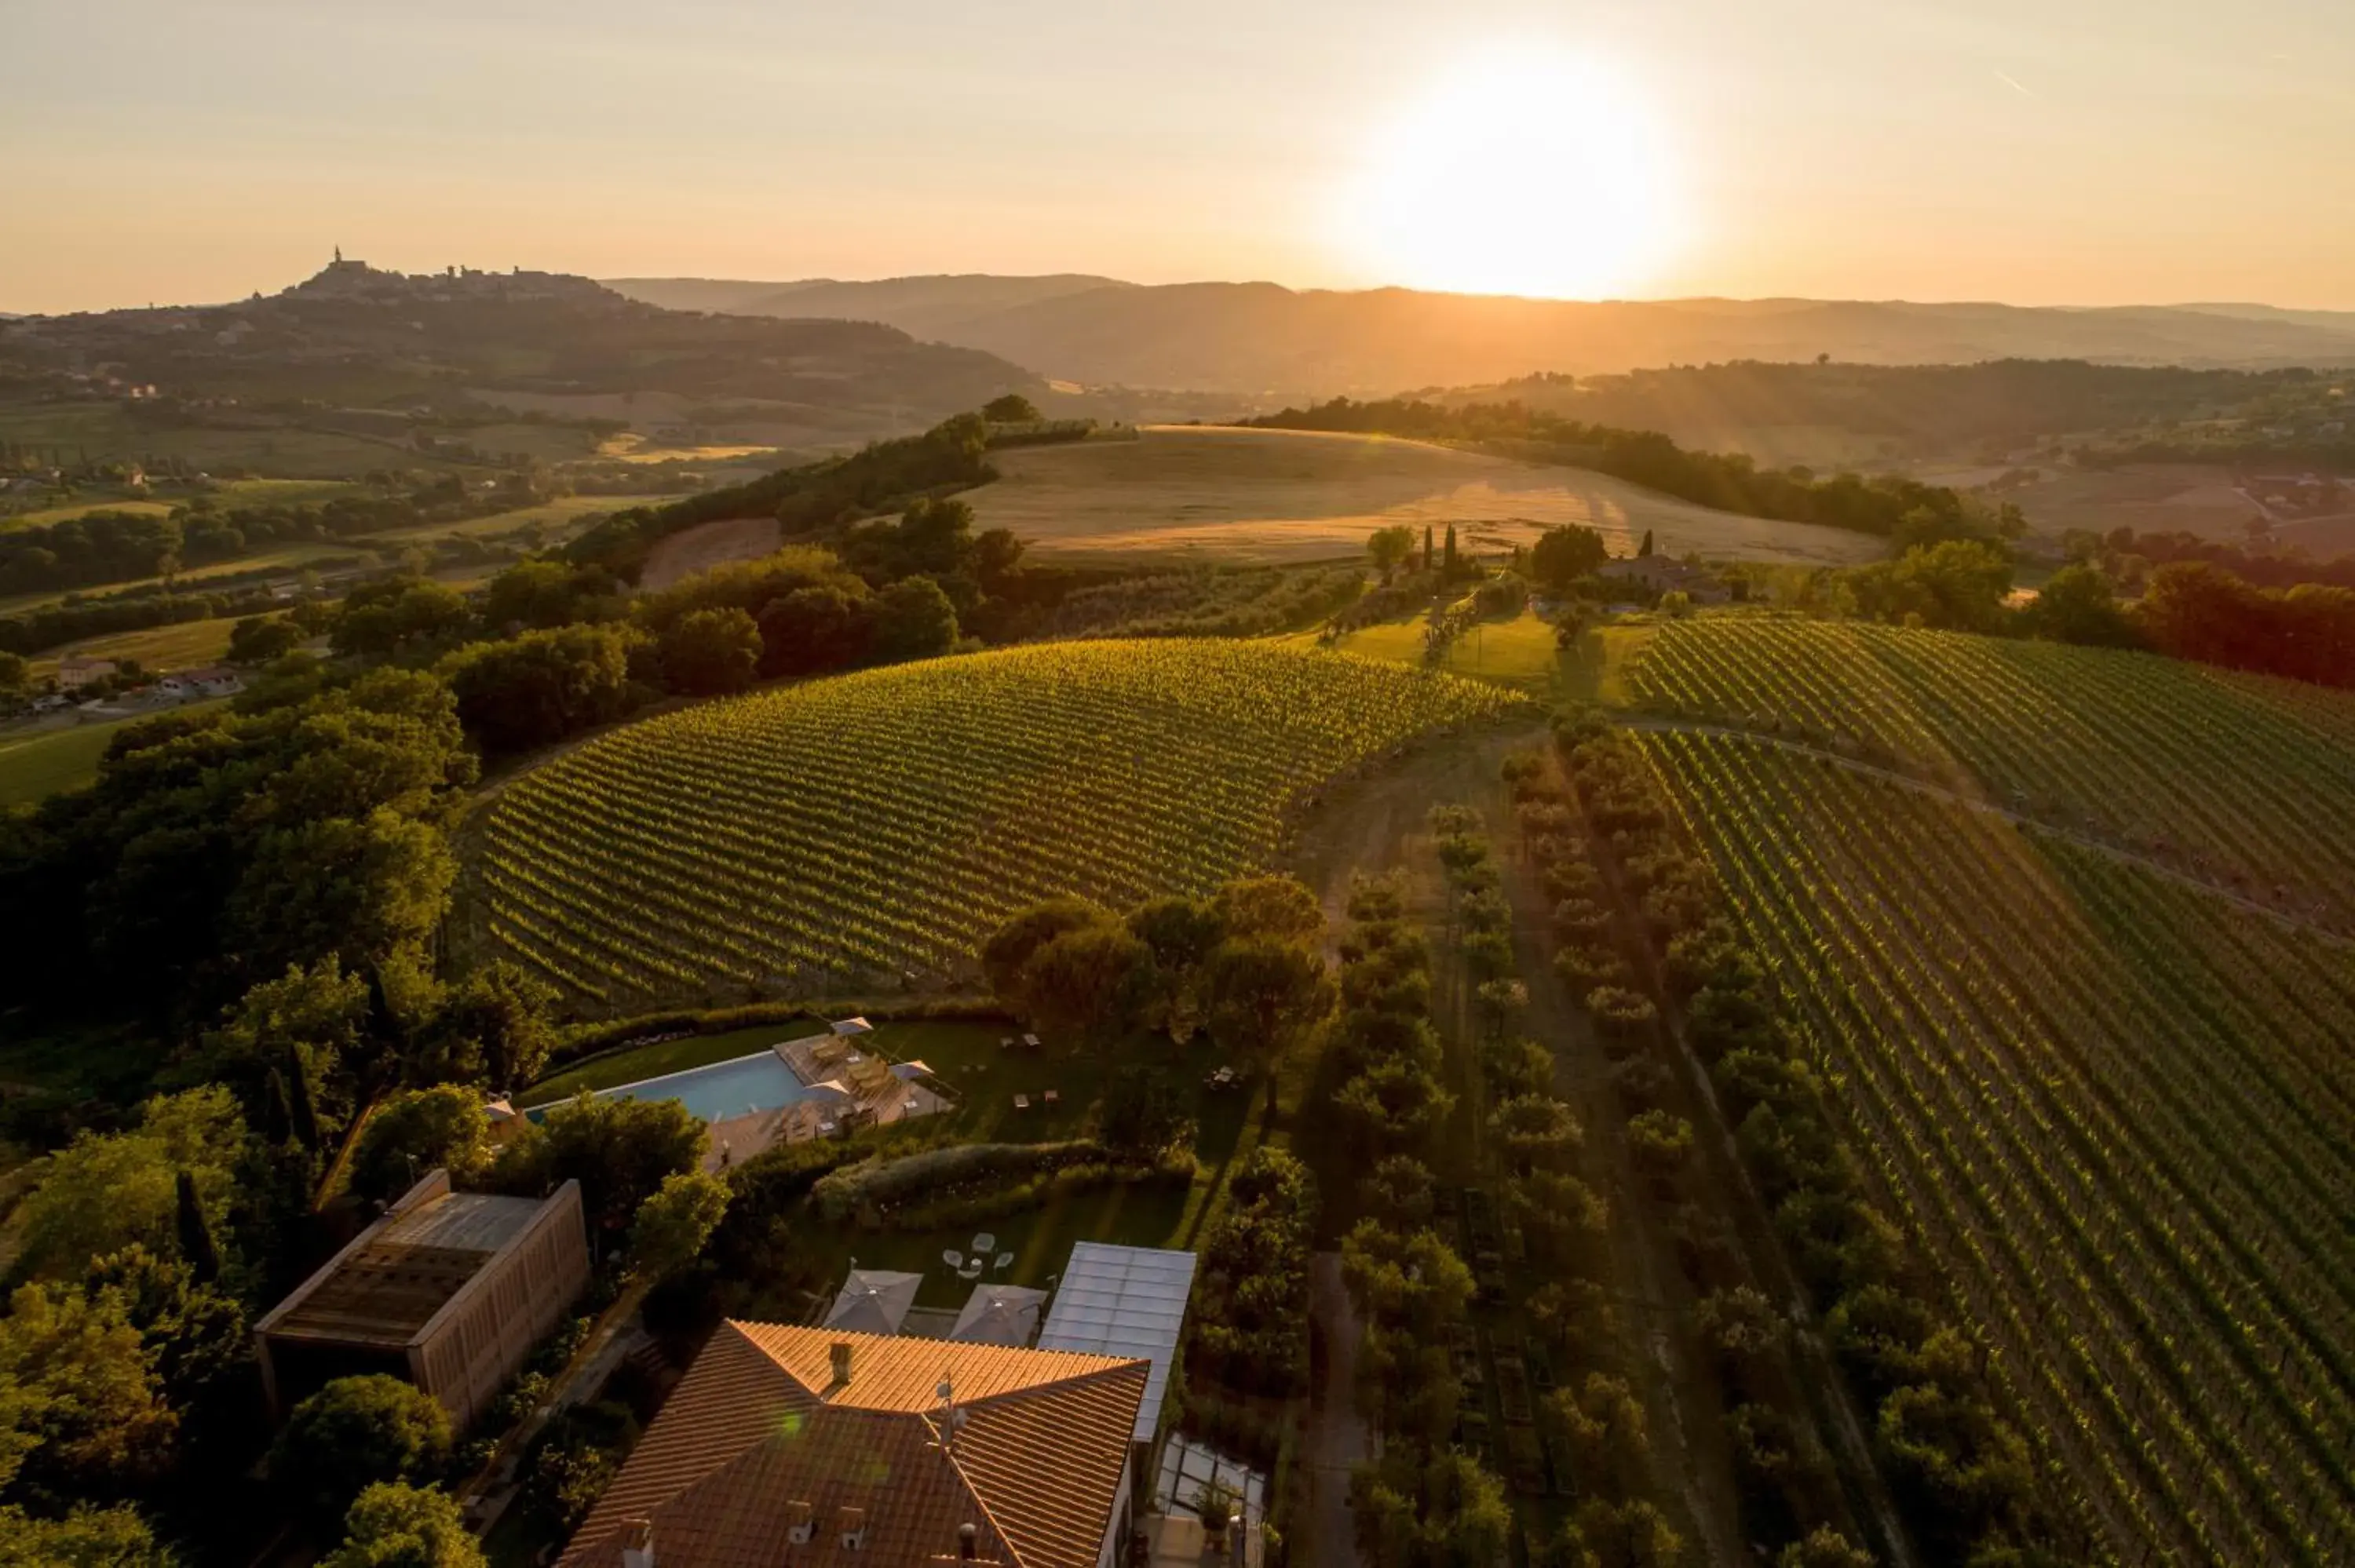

830,1341,853,1386
838,1506,867,1551
959,1522,979,1560
786,1501,815,1545
620,1518,654,1568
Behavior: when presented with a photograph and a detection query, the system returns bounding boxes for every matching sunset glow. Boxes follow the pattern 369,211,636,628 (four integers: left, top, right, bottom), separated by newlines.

1338,48,1685,300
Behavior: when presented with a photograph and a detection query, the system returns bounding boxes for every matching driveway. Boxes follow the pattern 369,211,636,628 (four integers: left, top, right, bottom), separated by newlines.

1305,1251,1369,1568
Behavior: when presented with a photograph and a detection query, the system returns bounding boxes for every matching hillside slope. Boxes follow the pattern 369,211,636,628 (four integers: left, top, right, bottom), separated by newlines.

467,640,1521,1001
965,425,1886,566
1601,618,2355,1563
1643,727,2355,1565
1623,617,2355,928
604,275,2355,393
0,260,1043,458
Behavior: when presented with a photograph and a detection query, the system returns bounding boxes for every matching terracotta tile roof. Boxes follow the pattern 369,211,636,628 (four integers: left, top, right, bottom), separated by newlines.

558,1322,1149,1568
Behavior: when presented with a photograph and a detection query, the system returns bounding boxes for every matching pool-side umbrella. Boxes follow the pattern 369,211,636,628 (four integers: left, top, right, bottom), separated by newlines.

822,1268,922,1335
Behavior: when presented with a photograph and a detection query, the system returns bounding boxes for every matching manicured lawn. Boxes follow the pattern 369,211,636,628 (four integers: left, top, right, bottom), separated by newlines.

1331,614,1432,665
772,1025,1265,1315
1441,611,1568,691
795,1174,1200,1312
1284,608,1574,695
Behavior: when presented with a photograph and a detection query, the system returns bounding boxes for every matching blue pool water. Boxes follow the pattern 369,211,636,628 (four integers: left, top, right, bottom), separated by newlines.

589,1051,812,1123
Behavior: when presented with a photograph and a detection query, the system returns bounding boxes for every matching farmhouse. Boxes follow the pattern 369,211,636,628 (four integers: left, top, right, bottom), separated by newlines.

557,1324,1149,1568
1595,554,1729,601
56,655,118,691
252,1169,590,1426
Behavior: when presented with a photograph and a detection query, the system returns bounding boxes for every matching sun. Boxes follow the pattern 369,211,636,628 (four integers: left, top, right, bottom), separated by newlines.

1338,48,1684,300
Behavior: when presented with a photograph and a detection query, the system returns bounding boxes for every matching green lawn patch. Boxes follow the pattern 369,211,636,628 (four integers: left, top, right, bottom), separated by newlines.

0,724,119,808
794,1173,1199,1311
1283,608,1576,697
1,497,174,531
516,1018,823,1106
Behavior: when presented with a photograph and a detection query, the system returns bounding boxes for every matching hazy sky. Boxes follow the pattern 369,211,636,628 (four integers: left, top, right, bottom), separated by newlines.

8,0,2351,314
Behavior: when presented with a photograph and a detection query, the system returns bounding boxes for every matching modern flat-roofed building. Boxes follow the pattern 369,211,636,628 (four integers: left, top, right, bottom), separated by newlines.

254,1169,590,1426
557,1322,1148,1568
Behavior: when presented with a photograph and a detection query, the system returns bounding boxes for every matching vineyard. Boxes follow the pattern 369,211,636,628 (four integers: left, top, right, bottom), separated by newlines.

1624,618,2355,928
1641,729,2355,1566
472,640,1521,1000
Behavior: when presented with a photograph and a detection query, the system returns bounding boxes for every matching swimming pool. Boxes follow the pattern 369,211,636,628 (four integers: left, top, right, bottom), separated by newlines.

590,1050,812,1123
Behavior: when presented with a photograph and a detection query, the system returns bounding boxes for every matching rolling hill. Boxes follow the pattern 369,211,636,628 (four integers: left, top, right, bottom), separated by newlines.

964,425,1887,567
604,273,2355,395
466,640,1521,1001
0,259,1045,463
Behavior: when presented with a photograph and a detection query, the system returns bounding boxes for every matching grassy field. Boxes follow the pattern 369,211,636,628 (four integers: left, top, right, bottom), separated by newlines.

1979,461,2273,545
1623,616,2355,928
0,702,226,806
1,480,361,532
966,425,1891,567
1276,608,1658,704
28,618,239,679
639,515,780,589
363,492,669,544
0,542,362,616
1644,727,2355,1563
0,497,174,530
466,640,1524,1002
0,404,446,480
0,724,122,808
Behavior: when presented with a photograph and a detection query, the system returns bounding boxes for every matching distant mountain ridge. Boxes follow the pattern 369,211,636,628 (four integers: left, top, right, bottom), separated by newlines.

605,274,2355,396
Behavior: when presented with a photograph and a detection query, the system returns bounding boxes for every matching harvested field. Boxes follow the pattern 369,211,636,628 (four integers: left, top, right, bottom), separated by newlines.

965,426,1889,567
638,515,782,589
2002,462,2281,545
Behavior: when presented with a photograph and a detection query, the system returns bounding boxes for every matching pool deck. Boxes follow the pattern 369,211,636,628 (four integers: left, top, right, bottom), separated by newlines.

698,1033,952,1172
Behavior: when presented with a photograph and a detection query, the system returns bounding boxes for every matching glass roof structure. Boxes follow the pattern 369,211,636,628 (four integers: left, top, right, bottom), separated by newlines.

1037,1242,1198,1444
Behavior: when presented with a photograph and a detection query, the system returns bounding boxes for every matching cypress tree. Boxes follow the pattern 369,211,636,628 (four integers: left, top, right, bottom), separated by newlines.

262,1067,294,1146
1638,528,1655,558
1444,523,1459,575
289,1049,323,1150
175,1169,222,1284
1422,525,1435,571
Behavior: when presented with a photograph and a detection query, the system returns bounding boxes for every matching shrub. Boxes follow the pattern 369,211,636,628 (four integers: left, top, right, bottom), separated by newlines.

1627,1110,1695,1179
811,1139,1180,1227
348,1088,489,1204
273,1375,453,1531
